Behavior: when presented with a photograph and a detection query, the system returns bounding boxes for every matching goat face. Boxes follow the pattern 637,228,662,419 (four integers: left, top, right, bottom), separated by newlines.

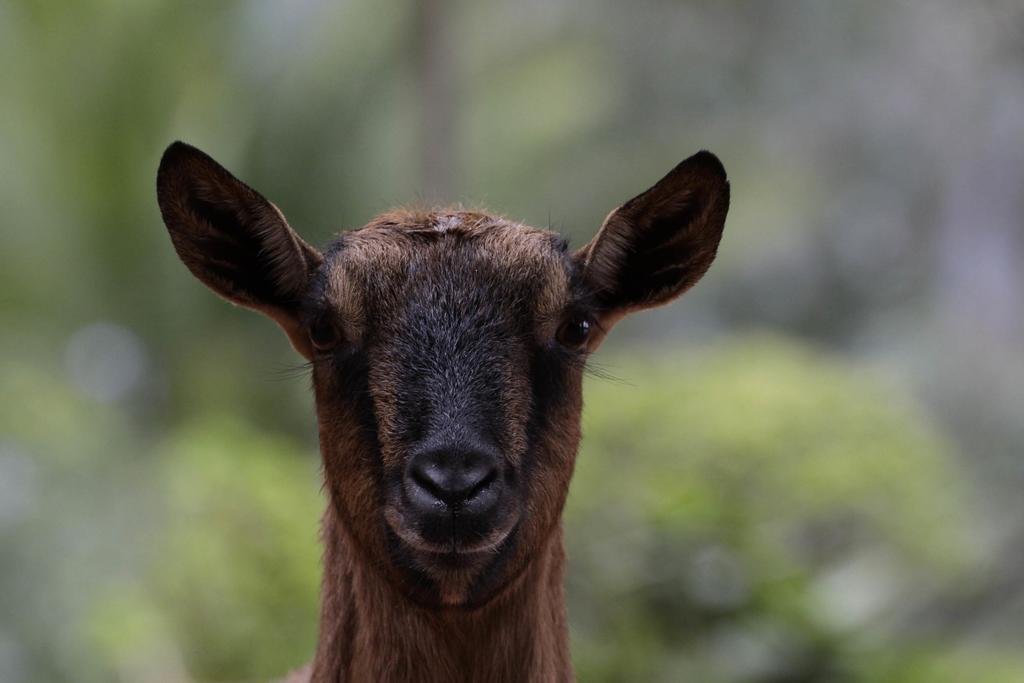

308,213,586,606
157,142,728,608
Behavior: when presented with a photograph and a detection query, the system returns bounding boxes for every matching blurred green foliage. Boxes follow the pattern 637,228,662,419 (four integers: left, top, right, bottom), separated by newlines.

568,337,969,682
86,421,321,681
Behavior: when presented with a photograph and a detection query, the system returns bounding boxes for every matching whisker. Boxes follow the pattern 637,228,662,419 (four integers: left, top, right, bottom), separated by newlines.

264,361,316,382
584,360,631,385
263,354,339,382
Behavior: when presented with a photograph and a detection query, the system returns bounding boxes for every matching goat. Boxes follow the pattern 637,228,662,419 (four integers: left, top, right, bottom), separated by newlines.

156,141,729,682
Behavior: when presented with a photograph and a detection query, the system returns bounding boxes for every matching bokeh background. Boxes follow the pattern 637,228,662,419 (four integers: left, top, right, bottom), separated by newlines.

3,1,1024,681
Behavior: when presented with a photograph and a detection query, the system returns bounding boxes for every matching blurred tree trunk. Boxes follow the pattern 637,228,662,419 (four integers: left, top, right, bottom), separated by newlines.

414,0,457,201
935,84,1024,341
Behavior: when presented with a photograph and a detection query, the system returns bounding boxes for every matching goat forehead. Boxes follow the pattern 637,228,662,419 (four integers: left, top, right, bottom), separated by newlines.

323,211,572,319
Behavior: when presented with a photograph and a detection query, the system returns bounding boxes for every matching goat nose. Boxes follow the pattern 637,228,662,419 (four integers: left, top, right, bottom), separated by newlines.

407,445,499,509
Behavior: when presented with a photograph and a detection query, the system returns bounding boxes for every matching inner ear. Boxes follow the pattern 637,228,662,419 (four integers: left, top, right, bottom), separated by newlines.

576,150,729,322
157,141,323,358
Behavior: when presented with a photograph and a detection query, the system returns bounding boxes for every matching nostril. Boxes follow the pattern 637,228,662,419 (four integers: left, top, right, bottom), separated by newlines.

410,461,447,501
406,447,500,508
465,466,497,502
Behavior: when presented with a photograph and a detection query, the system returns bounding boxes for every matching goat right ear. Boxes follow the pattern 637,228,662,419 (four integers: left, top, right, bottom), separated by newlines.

156,141,322,359
576,151,729,335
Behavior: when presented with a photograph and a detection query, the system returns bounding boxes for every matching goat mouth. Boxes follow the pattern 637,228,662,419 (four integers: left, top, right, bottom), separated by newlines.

383,504,518,559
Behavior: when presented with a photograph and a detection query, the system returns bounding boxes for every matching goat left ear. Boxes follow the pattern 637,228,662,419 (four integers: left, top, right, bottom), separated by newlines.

576,150,729,331
156,141,323,359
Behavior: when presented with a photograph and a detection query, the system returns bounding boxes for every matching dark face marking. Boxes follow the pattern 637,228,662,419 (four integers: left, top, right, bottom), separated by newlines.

306,211,588,607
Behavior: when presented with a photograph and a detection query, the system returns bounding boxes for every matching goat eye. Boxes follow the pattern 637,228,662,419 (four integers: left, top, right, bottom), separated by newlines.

309,317,339,351
556,316,592,348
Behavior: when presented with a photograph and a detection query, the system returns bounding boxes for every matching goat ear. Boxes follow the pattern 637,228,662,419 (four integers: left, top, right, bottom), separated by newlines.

156,141,322,359
576,150,729,330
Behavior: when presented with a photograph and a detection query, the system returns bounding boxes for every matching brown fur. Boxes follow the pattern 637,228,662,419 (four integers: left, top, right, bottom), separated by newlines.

307,506,571,682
